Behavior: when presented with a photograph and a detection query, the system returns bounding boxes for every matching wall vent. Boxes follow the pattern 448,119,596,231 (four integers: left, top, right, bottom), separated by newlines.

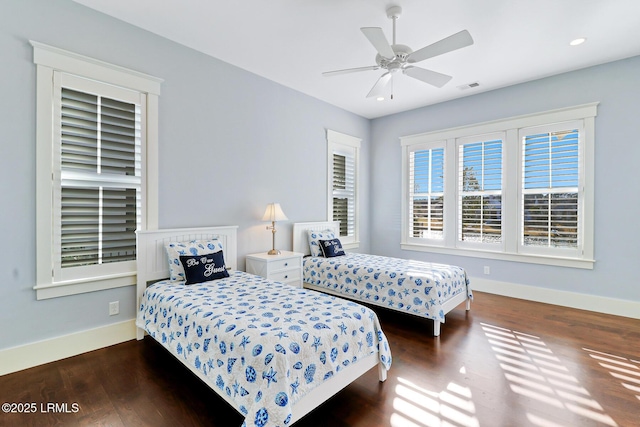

457,82,480,90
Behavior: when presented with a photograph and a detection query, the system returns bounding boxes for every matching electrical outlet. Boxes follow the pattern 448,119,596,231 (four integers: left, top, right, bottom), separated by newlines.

109,301,119,316
483,266,490,275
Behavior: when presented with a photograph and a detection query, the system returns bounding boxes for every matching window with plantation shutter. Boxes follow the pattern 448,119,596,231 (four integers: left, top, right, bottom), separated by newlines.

60,87,140,269
409,146,444,240
33,41,162,299
332,153,352,237
401,104,596,269
520,123,581,252
458,136,503,245
327,130,360,248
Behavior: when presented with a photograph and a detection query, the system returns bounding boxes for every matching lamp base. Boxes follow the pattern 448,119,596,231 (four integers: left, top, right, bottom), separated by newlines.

267,249,281,255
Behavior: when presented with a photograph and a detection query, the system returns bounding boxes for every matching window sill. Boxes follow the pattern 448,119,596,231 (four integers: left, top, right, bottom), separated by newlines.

34,273,136,300
342,241,360,250
400,243,594,269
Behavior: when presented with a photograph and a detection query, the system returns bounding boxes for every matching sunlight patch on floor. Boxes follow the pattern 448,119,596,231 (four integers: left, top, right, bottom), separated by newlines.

481,323,618,427
390,376,480,427
526,412,568,427
583,347,640,402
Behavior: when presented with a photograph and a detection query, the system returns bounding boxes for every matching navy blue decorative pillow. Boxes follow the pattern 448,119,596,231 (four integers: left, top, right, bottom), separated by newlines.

179,251,229,285
319,238,346,258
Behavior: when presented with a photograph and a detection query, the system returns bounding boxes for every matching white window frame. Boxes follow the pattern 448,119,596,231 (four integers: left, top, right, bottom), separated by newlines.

401,103,597,269
327,129,361,249
32,41,162,299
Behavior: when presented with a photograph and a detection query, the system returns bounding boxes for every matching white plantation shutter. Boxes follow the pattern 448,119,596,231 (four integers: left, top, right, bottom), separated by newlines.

409,146,444,240
332,153,355,237
53,73,142,284
521,123,581,250
331,151,356,237
458,136,503,244
59,88,140,268
327,130,360,247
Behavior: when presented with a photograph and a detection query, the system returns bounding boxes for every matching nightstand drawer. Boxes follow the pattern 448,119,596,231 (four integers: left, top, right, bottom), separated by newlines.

269,258,299,272
269,269,301,283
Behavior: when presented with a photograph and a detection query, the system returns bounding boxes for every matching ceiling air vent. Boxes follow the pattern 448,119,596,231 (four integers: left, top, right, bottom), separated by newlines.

457,82,480,90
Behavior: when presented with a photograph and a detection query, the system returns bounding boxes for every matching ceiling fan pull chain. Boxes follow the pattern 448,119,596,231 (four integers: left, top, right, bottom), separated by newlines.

391,76,394,100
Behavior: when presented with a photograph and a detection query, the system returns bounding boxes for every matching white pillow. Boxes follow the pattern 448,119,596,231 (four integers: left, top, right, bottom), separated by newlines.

165,239,223,281
307,229,336,257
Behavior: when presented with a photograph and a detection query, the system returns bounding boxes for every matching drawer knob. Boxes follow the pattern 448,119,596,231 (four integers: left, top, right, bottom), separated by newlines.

284,275,288,279
284,262,288,266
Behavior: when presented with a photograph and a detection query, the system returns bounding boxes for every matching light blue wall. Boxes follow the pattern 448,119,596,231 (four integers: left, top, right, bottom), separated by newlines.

369,56,640,302
0,0,370,350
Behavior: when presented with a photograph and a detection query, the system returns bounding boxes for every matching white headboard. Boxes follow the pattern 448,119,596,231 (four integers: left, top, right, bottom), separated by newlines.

292,221,340,256
136,226,238,328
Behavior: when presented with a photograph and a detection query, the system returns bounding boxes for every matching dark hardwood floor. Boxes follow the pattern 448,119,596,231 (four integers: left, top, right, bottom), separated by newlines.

1,291,639,427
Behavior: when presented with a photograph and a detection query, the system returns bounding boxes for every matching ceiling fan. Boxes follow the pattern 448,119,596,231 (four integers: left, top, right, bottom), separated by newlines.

323,5,474,99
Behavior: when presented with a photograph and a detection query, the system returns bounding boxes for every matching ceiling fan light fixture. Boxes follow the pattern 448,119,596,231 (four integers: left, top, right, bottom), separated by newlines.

570,37,586,46
322,5,474,99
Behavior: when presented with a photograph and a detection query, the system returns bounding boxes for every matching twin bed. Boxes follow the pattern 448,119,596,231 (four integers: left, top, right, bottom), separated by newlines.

136,226,391,427
135,223,471,426
292,221,472,337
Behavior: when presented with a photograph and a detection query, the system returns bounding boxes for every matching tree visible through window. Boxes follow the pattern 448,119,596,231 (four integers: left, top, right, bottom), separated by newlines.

458,139,503,244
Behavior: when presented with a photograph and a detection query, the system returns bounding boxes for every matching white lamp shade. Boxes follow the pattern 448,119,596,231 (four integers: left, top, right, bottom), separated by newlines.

262,203,288,222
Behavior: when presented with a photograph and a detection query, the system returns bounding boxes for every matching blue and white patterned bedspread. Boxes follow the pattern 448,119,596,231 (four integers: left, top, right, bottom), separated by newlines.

303,253,472,323
136,270,391,427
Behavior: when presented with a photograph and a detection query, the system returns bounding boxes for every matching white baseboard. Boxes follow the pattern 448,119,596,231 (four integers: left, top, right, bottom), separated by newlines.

0,319,137,376
470,276,640,319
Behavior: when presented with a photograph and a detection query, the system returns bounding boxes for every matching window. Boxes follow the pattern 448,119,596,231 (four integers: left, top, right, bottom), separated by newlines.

32,41,162,299
520,123,581,257
458,134,503,247
401,103,596,269
408,144,445,241
327,129,361,249
56,78,140,282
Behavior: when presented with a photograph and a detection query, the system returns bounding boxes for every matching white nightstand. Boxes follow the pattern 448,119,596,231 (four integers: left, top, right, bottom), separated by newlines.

246,251,304,288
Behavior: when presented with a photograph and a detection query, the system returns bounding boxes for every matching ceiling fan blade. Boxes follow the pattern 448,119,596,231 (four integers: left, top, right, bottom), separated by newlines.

322,65,380,77
407,30,474,64
361,27,396,60
366,72,392,98
403,66,452,88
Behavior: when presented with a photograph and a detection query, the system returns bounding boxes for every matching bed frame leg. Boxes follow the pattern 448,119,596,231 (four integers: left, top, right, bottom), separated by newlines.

378,362,387,382
433,321,441,337
465,298,471,311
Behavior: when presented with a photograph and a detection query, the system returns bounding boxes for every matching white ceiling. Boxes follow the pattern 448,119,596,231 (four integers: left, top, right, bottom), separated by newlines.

73,0,640,119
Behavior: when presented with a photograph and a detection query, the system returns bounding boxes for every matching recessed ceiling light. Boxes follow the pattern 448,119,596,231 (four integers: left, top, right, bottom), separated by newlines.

570,37,586,46
376,97,385,101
